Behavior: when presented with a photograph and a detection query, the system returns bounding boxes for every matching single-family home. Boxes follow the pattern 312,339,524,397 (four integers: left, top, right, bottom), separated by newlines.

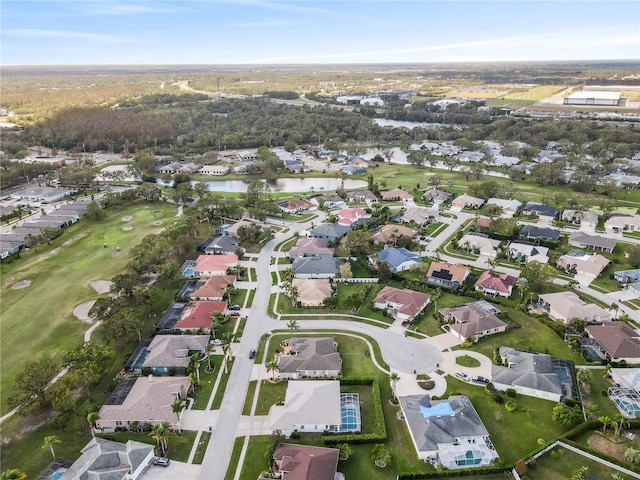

155,302,187,331
475,218,492,231
291,278,333,308
441,301,507,343
60,438,154,480
125,335,209,375
189,275,236,301
341,165,366,175
337,207,368,227
174,301,227,331
277,337,341,380
522,202,557,223
309,194,346,209
373,286,431,322
226,220,265,239
371,224,418,245
288,237,335,258
292,256,339,279
346,189,378,206
518,225,560,242
378,247,422,272
260,444,340,480
276,199,316,214
458,234,501,258
557,250,610,282
198,165,230,176
10,184,75,203
202,235,239,255
380,188,414,203
426,261,470,290
538,291,611,324
611,368,640,390
268,380,358,437
562,209,599,229
401,207,439,226
95,376,190,433
586,323,640,363
486,198,522,217
508,242,549,264
491,347,576,402
605,215,640,234
568,231,616,254
156,162,182,174
614,269,640,283
474,270,517,298
451,194,485,212
423,189,452,206
309,223,351,241
186,254,238,277
398,394,499,469
0,239,23,259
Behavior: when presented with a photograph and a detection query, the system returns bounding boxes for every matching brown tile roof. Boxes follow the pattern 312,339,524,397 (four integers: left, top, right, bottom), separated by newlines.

194,254,238,275
190,275,236,300
289,237,335,257
441,304,507,340
587,323,640,360
175,301,226,330
426,261,470,284
371,224,418,244
271,443,339,480
381,188,413,201
474,270,517,295
374,286,430,317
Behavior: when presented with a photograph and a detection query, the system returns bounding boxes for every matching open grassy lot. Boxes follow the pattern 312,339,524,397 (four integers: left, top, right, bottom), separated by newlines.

444,377,571,464
0,200,176,415
526,444,627,480
463,307,584,365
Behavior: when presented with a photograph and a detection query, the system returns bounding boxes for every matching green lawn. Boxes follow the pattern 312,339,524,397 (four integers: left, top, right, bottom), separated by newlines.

192,360,222,410
98,430,197,462
211,358,234,410
581,370,620,419
0,200,177,414
236,436,272,480
191,431,211,464
243,381,258,415
254,380,287,415
224,436,247,480
527,445,627,480
456,355,482,367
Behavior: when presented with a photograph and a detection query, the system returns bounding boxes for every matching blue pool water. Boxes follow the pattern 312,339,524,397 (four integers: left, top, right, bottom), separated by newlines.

341,407,358,430
49,470,66,480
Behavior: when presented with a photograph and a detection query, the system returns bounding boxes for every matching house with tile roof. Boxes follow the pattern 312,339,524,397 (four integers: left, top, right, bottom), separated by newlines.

60,438,154,480
451,194,485,212
491,347,575,402
96,376,190,433
458,234,501,258
380,188,414,203
586,323,640,363
538,291,611,324
441,302,507,343
371,224,418,245
189,275,236,301
189,254,238,277
522,202,557,223
346,189,378,206
292,256,339,279
605,215,640,234
309,223,351,241
508,242,549,264
423,189,452,206
474,271,517,298
378,247,422,273
426,261,470,290
260,444,340,480
399,394,499,468
568,231,616,254
203,235,239,255
336,207,368,227
557,250,610,282
126,335,209,375
562,209,599,229
373,286,430,322
401,207,439,226
174,301,227,331
291,278,333,308
518,225,560,242
288,237,335,258
486,198,522,218
276,199,317,214
277,337,341,380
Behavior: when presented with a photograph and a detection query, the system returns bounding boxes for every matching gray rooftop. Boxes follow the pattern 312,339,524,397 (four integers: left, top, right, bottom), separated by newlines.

292,256,339,276
278,337,341,374
491,347,563,396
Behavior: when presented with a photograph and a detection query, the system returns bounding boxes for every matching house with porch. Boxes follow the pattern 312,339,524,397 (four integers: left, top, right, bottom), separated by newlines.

277,337,341,380
373,286,430,322
441,301,507,343
474,271,517,298
426,261,470,290
586,323,640,363
260,444,340,480
568,231,616,254
538,291,611,324
451,194,485,212
291,278,333,308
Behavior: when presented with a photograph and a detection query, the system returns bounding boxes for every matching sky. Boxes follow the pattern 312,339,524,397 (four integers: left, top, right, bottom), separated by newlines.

1,0,639,65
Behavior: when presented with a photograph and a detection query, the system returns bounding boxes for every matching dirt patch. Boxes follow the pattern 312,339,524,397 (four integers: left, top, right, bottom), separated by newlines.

11,279,31,289
0,408,56,445
122,215,133,221
73,300,96,323
152,220,163,226
90,280,113,294
122,226,133,231
586,432,632,461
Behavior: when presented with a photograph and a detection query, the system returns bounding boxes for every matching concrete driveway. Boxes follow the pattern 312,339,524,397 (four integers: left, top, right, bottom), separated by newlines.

139,461,201,480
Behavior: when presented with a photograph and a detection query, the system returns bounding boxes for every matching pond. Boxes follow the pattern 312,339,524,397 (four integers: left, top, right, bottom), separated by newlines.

373,118,448,129
158,177,368,193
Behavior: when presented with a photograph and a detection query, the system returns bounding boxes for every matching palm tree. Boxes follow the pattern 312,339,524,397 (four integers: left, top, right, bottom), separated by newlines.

599,415,612,436
171,400,183,434
584,403,599,421
604,363,613,378
41,435,61,460
286,319,299,336
389,372,400,400
431,288,442,314
283,268,295,282
205,342,214,372
266,360,280,382
87,411,100,438
1,469,27,480
614,414,629,437
149,422,170,455
611,303,620,320
625,447,640,465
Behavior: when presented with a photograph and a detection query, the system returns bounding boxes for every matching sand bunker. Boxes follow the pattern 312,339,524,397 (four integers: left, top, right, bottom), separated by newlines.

153,221,163,226
90,280,113,294
122,226,133,231
11,280,32,289
122,216,133,222
73,300,96,323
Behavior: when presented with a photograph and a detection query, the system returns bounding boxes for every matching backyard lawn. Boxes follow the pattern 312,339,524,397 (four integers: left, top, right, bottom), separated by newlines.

0,200,177,414
526,444,630,480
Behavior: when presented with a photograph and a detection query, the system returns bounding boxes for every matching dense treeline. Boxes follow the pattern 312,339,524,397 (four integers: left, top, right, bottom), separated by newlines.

0,159,57,190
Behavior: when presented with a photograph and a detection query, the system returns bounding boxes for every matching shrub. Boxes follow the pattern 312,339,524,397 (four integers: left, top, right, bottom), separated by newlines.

506,388,516,398
491,393,504,404
485,382,496,394
505,401,518,412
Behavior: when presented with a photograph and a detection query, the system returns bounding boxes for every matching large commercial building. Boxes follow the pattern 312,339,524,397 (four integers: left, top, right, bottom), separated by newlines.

563,91,621,106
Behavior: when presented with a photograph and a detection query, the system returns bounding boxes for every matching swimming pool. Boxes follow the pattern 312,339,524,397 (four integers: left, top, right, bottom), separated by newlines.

340,393,361,432
48,468,67,480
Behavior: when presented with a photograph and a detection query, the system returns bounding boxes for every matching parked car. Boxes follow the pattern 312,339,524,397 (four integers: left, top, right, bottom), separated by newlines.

472,375,489,384
210,339,223,346
152,457,170,467
228,305,241,311
455,371,469,381
249,349,256,359
230,311,241,317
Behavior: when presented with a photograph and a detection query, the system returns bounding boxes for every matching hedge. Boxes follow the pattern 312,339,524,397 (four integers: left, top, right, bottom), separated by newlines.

396,465,512,479
322,377,387,445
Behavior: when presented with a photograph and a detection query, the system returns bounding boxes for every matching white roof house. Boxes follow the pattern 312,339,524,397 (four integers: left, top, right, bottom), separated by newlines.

487,198,522,217
538,291,611,324
459,234,500,258
508,242,549,264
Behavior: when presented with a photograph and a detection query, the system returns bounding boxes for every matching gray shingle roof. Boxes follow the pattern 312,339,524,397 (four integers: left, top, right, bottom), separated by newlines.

278,337,341,374
292,256,338,276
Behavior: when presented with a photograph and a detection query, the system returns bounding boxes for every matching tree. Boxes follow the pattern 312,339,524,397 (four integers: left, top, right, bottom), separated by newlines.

389,372,400,400
172,400,183,434
428,175,442,188
370,443,392,468
0,470,27,480
42,435,61,459
625,447,640,465
520,261,553,293
87,412,100,438
337,443,354,460
407,150,425,168
552,403,581,427
626,244,640,268
9,358,59,408
343,293,362,312
339,262,353,279
86,200,105,221
149,422,170,455
570,466,588,480
611,303,620,320
431,288,442,313
194,182,210,200
266,360,280,382
286,319,299,336
599,415,612,435
341,230,371,255
378,261,392,283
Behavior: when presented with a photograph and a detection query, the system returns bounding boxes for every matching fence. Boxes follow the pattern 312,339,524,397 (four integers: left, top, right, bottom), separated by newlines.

334,277,379,283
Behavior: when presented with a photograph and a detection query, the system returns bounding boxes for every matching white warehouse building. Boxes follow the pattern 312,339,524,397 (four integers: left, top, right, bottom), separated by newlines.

563,91,621,106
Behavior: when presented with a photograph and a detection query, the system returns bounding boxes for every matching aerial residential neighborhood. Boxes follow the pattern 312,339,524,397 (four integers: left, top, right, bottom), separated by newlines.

2,17,640,480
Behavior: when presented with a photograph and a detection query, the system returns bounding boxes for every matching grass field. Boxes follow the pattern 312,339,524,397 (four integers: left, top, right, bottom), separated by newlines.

527,444,627,480
0,200,177,415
